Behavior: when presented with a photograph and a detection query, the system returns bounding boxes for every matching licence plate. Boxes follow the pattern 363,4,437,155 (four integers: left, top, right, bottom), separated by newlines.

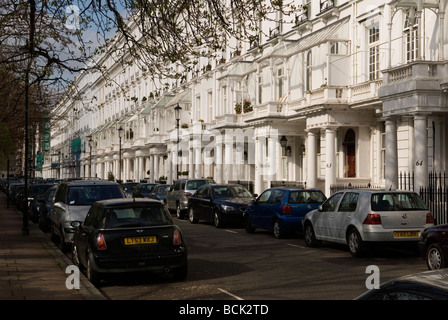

394,231,419,238
124,236,157,245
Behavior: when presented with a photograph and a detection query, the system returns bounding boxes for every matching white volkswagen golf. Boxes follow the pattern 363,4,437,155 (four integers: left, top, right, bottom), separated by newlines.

303,189,434,257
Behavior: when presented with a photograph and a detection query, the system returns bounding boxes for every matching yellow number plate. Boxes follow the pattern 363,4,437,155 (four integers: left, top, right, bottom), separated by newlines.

124,236,157,245
394,231,419,238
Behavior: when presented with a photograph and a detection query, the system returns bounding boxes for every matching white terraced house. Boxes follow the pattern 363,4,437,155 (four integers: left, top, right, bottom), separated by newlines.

42,0,448,204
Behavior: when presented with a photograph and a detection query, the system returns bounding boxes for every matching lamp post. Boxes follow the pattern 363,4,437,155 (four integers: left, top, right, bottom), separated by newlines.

174,104,182,181
280,135,288,156
118,126,124,182
87,135,93,177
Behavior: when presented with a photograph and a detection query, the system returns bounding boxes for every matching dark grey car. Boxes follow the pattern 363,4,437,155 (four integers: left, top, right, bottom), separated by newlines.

165,179,215,218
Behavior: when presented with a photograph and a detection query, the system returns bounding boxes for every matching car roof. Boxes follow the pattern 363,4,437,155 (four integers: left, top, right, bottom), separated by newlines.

268,187,323,192
62,179,119,186
336,189,418,194
95,198,163,206
389,269,448,292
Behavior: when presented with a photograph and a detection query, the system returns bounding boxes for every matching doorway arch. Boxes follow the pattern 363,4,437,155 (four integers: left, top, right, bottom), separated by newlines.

343,129,356,178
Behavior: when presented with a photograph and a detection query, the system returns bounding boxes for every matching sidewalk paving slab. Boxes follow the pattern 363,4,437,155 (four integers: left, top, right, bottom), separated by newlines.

0,192,106,300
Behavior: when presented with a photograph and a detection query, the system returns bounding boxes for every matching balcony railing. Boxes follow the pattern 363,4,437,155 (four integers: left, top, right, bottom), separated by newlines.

320,0,334,13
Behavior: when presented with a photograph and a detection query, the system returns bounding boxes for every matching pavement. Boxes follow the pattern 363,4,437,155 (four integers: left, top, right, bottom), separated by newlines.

0,192,106,300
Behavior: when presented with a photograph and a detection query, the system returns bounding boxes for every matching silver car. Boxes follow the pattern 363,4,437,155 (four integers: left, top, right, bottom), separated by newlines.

303,189,434,257
166,179,215,218
50,180,125,252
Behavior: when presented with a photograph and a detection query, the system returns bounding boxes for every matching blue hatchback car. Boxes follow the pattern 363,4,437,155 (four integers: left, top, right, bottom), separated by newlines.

244,188,326,239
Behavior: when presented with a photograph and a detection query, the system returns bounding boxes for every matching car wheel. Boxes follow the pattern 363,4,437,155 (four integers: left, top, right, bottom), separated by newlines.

304,222,319,247
58,226,71,253
347,228,365,257
213,210,223,228
189,207,198,224
172,264,188,281
86,251,100,285
72,243,80,267
245,215,255,234
176,203,184,219
426,243,446,270
50,224,58,242
273,220,284,239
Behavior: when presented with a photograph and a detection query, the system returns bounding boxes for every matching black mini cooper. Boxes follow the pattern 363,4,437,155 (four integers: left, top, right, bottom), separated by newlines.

71,198,188,285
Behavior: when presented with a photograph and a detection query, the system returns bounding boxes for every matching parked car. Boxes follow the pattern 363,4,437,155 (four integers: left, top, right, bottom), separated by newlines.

149,184,172,202
121,182,139,198
38,186,57,232
166,179,215,219
303,189,434,257
71,198,188,285
132,183,157,198
244,188,326,239
188,184,255,227
50,180,125,252
27,183,54,223
419,223,448,270
356,268,448,300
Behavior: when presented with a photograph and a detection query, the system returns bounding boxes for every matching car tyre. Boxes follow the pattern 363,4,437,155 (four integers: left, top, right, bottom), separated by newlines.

189,207,198,224
86,251,100,286
273,220,284,239
72,243,81,267
347,228,365,257
176,203,184,219
304,222,319,247
172,264,188,281
213,210,222,228
245,215,255,234
426,243,446,270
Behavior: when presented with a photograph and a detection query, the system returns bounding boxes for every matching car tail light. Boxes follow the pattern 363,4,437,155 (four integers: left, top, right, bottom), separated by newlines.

282,205,292,214
426,213,434,224
184,192,192,198
96,233,107,250
363,213,382,225
173,229,182,246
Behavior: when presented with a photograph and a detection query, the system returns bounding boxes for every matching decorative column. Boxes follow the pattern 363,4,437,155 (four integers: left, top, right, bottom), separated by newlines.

307,130,317,189
154,155,159,182
149,154,154,183
385,118,398,190
215,134,223,183
414,114,428,192
325,128,336,197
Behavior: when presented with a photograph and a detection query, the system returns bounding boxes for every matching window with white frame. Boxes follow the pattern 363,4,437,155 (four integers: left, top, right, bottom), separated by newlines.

404,11,419,62
369,23,380,80
277,67,284,100
306,51,312,92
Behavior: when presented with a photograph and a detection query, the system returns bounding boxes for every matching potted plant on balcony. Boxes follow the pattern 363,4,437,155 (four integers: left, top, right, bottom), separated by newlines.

243,100,253,113
234,102,242,114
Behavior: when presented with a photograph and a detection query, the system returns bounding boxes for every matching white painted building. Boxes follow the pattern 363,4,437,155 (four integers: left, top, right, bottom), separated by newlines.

43,0,448,197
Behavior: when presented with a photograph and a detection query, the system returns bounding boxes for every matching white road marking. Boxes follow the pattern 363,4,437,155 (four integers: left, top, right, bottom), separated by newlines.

218,288,244,300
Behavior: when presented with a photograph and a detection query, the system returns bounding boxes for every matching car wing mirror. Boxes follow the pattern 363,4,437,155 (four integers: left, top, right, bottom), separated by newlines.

318,205,323,212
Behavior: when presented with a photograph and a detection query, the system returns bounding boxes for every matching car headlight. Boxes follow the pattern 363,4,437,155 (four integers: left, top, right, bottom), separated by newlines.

221,204,236,212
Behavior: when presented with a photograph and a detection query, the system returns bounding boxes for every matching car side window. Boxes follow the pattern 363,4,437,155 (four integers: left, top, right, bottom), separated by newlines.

269,190,284,204
338,192,359,212
172,182,181,191
257,190,272,204
321,193,343,212
195,187,206,198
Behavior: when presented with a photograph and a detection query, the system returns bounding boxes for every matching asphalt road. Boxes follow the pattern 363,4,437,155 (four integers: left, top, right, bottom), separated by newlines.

92,217,428,301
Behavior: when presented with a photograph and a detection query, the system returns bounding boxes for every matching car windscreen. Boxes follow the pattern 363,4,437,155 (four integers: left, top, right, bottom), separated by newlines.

288,191,326,204
186,180,208,190
68,185,124,205
371,193,428,211
105,206,172,228
212,186,252,198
